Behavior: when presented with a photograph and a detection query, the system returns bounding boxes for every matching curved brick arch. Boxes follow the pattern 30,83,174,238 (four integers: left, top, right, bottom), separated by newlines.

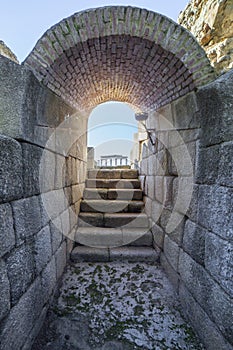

24,6,215,111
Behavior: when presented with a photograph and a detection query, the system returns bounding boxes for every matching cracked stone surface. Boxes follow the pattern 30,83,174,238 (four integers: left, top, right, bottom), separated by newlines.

32,262,204,350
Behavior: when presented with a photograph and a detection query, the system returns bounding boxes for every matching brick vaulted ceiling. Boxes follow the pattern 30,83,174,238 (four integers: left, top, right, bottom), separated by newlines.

24,6,215,113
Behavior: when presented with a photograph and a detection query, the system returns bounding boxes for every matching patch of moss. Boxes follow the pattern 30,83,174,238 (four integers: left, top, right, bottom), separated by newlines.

94,265,102,274
52,306,73,317
74,267,82,275
105,320,129,338
88,281,105,304
131,264,145,274
104,264,111,272
134,305,144,316
75,303,90,313
183,325,198,343
78,276,88,283
63,293,81,306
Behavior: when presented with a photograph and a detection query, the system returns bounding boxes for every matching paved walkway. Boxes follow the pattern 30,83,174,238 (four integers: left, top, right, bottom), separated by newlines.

32,262,204,350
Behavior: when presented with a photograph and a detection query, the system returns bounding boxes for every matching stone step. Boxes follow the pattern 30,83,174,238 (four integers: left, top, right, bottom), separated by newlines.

110,246,159,262
78,212,149,228
86,179,141,189
74,227,152,247
78,213,104,227
83,188,143,200
80,200,144,213
70,246,159,263
88,169,138,180
104,213,149,228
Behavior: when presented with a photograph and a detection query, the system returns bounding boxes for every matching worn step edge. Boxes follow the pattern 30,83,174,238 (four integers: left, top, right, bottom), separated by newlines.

71,246,109,262
78,213,149,229
109,246,160,263
84,189,143,200
104,213,149,228
74,227,152,247
70,246,159,263
78,213,149,228
86,179,141,189
80,200,144,213
88,169,138,180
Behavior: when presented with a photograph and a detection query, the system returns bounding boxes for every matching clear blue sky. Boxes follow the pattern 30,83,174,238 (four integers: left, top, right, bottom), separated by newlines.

88,102,138,160
0,1,189,161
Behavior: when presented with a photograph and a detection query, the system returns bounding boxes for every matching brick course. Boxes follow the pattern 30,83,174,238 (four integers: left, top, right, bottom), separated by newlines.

24,6,215,112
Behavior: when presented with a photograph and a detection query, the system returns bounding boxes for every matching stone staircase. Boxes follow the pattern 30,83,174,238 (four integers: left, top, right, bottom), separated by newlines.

71,169,159,262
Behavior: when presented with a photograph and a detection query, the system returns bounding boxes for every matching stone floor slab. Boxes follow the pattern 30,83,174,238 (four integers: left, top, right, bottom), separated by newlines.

32,262,204,350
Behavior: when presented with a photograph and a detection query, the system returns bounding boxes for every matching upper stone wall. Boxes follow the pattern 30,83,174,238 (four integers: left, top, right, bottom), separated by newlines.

178,0,233,75
0,40,19,63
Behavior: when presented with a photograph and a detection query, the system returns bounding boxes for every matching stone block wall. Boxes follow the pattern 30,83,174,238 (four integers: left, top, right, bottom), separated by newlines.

0,56,87,350
140,70,233,350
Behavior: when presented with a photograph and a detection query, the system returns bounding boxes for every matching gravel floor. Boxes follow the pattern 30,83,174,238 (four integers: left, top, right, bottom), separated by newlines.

32,262,204,350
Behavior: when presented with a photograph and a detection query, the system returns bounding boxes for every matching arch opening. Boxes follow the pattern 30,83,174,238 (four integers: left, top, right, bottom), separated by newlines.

87,101,138,170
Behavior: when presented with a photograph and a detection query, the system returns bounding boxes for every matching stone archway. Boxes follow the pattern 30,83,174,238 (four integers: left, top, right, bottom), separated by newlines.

24,6,215,112
0,6,232,350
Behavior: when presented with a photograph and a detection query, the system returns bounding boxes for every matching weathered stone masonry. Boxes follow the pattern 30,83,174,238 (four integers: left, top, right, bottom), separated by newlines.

0,5,232,350
0,56,87,350
24,6,214,111
140,71,233,350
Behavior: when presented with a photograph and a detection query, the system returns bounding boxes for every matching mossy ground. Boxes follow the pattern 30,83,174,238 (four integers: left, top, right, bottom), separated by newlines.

32,262,204,350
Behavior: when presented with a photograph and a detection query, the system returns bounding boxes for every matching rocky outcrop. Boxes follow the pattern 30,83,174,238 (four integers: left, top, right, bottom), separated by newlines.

178,0,233,75
0,40,19,63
